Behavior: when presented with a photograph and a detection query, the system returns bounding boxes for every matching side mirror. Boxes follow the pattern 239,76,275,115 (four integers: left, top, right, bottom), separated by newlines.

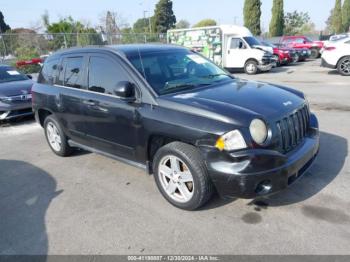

26,74,33,79
114,81,136,102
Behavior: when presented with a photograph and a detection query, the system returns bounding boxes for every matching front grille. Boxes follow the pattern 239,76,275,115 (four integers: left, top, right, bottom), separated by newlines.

276,105,310,153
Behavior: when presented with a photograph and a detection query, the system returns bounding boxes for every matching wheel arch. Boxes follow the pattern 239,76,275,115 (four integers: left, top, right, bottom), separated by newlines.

245,58,259,66
146,134,195,174
37,108,53,127
336,55,350,68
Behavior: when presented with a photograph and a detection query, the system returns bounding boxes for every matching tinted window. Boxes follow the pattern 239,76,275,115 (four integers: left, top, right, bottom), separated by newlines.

0,67,28,83
58,57,84,89
88,56,131,95
38,58,59,85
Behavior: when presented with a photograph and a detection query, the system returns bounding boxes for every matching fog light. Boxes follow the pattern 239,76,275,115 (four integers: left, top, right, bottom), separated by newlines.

255,180,272,195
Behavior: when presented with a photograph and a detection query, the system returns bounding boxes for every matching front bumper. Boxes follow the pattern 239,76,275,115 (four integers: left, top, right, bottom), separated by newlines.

257,63,273,72
202,119,320,199
0,101,33,120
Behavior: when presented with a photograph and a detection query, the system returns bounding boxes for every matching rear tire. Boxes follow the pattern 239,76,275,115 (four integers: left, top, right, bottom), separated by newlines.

153,142,213,210
244,60,258,75
337,56,350,76
44,115,73,157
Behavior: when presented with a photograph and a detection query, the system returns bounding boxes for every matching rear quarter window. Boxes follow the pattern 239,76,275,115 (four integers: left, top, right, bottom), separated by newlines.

38,58,59,85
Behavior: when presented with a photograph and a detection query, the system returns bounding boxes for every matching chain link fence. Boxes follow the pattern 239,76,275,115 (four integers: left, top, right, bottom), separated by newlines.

0,32,167,61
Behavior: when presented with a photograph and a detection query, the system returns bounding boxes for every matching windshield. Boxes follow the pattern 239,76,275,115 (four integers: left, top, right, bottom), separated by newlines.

262,41,276,48
304,37,313,43
243,37,262,47
0,67,28,84
127,50,232,95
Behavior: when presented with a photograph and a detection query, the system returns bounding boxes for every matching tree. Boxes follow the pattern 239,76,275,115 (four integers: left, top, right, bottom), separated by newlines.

176,20,190,29
343,0,350,32
193,19,217,28
0,11,11,33
284,11,314,35
332,0,343,33
269,0,284,36
243,0,261,35
42,14,102,50
133,18,151,33
153,0,176,33
325,8,335,33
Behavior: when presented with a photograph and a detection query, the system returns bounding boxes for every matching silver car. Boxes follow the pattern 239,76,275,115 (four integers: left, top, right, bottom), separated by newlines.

0,65,33,120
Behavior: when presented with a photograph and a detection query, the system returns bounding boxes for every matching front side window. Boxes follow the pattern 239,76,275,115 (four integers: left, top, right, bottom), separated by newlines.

230,38,245,49
0,67,28,84
88,56,131,95
127,50,231,95
58,57,84,89
295,38,306,44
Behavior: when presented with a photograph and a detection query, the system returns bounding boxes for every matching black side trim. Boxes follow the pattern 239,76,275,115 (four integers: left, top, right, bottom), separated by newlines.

68,140,147,171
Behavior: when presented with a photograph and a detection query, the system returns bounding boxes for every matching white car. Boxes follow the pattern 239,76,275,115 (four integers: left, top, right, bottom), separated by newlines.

321,37,350,76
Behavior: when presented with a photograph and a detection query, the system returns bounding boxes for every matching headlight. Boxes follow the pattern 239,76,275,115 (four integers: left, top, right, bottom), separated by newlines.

215,130,247,151
249,119,268,145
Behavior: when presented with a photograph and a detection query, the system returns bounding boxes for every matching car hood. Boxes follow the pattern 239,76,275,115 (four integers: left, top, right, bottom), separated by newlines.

0,80,33,97
159,79,305,125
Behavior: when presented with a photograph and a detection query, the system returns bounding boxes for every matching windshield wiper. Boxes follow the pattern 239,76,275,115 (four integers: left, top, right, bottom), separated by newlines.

199,73,233,79
162,83,210,94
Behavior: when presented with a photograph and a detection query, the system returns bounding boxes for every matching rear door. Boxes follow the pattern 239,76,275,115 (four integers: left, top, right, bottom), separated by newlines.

79,53,141,160
225,37,251,68
55,54,88,142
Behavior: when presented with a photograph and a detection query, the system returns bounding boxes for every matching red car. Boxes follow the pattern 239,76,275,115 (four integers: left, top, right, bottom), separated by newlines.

281,36,324,59
261,41,293,66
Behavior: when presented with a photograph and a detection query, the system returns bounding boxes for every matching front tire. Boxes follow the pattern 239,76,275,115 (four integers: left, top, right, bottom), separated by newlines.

153,142,213,210
44,115,73,157
337,56,350,76
244,60,258,75
274,55,281,67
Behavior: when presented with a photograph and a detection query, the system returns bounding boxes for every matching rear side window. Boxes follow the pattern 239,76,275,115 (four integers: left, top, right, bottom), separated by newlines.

38,58,59,85
58,57,85,89
88,56,131,95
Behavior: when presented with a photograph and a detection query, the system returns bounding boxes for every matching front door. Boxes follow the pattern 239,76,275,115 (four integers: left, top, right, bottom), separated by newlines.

225,37,251,68
79,54,141,160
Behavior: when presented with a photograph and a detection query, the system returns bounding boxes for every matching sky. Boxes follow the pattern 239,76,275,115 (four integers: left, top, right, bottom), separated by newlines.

1,0,335,32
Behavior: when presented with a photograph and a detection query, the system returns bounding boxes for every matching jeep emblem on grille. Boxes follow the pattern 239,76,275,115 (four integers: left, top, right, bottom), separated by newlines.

283,101,293,106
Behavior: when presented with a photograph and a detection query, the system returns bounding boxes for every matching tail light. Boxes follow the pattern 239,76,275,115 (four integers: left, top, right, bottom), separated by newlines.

325,46,336,51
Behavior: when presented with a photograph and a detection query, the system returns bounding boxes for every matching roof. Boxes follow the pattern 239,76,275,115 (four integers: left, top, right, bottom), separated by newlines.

48,44,187,59
110,44,187,56
168,25,253,37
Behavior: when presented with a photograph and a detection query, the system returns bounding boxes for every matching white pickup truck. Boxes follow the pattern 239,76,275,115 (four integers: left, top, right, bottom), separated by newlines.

168,25,274,75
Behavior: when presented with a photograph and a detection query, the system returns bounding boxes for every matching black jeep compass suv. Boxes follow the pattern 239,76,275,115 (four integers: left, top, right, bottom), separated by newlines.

32,44,319,210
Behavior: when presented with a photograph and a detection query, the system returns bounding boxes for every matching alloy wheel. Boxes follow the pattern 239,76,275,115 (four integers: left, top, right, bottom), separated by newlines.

158,155,194,203
340,58,350,75
46,122,62,152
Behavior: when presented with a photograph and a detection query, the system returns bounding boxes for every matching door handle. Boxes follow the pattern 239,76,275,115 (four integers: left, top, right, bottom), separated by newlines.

228,50,230,54
83,100,97,106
